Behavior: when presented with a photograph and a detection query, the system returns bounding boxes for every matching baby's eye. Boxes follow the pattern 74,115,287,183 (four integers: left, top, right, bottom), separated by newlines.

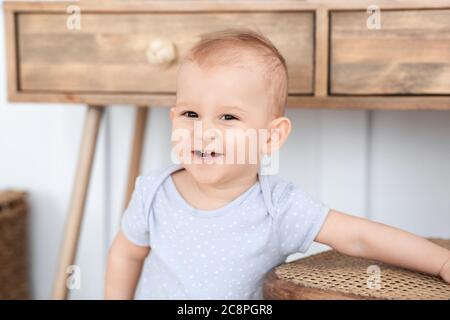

220,114,239,121
181,111,198,118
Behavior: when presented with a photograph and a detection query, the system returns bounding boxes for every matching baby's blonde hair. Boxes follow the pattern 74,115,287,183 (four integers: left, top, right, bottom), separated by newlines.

181,28,289,118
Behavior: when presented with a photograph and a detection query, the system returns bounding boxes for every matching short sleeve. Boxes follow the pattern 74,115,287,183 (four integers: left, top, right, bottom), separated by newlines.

121,176,150,247
275,183,330,255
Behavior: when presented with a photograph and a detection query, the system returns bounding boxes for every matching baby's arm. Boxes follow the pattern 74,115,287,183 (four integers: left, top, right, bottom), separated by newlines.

105,230,150,299
315,209,450,284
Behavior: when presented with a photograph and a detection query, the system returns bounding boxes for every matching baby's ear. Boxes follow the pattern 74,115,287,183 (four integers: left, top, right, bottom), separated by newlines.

169,107,175,121
265,116,292,154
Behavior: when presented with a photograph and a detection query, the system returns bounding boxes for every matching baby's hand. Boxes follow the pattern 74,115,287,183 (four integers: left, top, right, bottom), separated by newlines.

439,256,450,284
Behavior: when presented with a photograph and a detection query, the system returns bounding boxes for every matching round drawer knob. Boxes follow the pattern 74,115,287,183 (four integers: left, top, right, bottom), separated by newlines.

146,38,177,66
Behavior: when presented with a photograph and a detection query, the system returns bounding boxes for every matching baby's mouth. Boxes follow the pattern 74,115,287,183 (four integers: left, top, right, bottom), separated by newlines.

192,150,223,159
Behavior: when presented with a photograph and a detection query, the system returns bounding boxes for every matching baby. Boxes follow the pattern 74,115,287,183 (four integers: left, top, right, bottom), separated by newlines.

105,28,450,299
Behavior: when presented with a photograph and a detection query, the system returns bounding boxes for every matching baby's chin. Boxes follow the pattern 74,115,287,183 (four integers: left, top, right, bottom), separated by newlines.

182,161,229,184
182,161,257,186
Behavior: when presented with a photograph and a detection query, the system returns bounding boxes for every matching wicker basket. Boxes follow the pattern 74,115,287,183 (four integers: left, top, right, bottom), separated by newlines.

0,190,29,299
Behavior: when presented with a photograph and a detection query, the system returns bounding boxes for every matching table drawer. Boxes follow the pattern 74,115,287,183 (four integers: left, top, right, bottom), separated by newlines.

18,12,314,95
330,10,450,95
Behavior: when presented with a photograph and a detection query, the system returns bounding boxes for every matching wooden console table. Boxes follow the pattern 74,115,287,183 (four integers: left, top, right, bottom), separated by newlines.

3,0,450,299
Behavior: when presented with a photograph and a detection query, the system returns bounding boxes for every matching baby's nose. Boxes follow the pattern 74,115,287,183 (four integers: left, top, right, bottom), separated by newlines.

193,121,218,137
204,129,218,141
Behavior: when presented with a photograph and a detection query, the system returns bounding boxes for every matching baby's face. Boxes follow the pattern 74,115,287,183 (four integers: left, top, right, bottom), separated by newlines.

170,61,275,185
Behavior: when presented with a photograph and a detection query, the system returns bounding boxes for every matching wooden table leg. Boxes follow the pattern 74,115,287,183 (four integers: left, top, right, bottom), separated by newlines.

52,105,104,299
124,106,149,210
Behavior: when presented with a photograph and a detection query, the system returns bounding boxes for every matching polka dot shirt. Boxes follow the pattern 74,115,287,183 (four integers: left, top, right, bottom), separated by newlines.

121,163,330,300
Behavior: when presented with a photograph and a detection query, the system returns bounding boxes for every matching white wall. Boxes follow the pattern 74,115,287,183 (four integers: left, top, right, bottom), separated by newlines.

1,12,449,299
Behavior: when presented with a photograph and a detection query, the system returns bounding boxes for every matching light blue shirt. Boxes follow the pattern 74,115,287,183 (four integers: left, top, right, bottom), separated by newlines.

121,163,330,299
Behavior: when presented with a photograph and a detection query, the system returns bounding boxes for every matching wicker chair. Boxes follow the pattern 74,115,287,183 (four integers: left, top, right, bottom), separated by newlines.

263,238,450,300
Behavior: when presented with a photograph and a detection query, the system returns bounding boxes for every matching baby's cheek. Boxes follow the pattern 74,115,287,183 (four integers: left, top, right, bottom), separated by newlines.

224,130,261,164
